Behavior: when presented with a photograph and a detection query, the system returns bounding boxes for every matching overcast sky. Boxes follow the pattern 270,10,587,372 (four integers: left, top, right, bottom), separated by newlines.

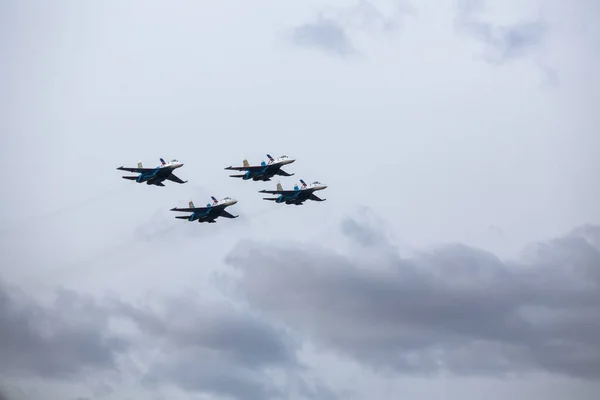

1,0,599,399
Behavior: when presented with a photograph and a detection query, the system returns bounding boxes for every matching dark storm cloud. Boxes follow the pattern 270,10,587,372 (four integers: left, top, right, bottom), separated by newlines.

224,215,600,380
0,282,128,379
455,0,547,64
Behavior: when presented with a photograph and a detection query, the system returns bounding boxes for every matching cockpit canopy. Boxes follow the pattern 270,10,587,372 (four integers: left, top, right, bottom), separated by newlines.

170,159,179,162
280,155,288,158
312,181,321,185
223,197,231,201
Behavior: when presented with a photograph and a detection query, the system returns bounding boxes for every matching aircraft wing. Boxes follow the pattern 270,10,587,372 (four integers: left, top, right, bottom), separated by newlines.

224,165,264,172
258,189,297,195
165,174,187,184
170,206,208,213
220,210,238,219
117,166,155,173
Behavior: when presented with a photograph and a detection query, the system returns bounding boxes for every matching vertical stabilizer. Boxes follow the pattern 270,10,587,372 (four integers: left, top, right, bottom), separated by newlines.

243,159,250,168
189,201,195,208
137,161,143,168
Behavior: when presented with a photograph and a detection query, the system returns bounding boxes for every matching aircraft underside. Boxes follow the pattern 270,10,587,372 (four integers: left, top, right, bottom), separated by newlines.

126,170,185,186
252,176,272,181
230,165,293,181
282,196,306,205
146,178,165,186
271,193,323,205
197,216,217,223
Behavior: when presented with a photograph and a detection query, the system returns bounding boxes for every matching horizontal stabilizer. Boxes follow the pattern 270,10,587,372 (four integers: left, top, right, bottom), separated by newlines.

276,170,294,177
220,210,238,218
166,174,187,184
310,194,326,201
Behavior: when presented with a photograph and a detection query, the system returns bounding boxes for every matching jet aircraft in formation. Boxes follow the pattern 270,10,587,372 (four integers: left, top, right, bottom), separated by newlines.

259,179,327,205
224,154,295,181
170,197,238,223
117,158,187,186
116,153,327,224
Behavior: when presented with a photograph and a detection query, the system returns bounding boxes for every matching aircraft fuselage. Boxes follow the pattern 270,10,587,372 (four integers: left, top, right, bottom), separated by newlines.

276,184,328,205
182,199,238,223
243,161,292,181
226,155,295,181
137,166,176,185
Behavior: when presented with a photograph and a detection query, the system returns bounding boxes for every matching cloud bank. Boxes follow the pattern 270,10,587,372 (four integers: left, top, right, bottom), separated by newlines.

3,215,598,399
225,216,600,380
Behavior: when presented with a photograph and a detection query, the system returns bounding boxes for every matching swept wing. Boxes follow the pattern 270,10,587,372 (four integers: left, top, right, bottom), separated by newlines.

225,165,266,172
258,189,298,195
170,206,209,213
116,166,156,173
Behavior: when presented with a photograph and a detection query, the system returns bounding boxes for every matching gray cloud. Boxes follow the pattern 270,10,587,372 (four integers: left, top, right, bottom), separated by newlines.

289,1,414,56
0,277,309,400
116,296,300,399
455,0,548,64
0,282,128,379
143,348,283,400
113,296,296,369
225,214,600,380
291,17,356,55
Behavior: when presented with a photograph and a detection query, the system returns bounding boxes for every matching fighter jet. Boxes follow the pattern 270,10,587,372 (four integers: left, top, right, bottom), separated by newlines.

224,154,295,181
259,179,327,205
170,196,239,223
117,158,187,187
